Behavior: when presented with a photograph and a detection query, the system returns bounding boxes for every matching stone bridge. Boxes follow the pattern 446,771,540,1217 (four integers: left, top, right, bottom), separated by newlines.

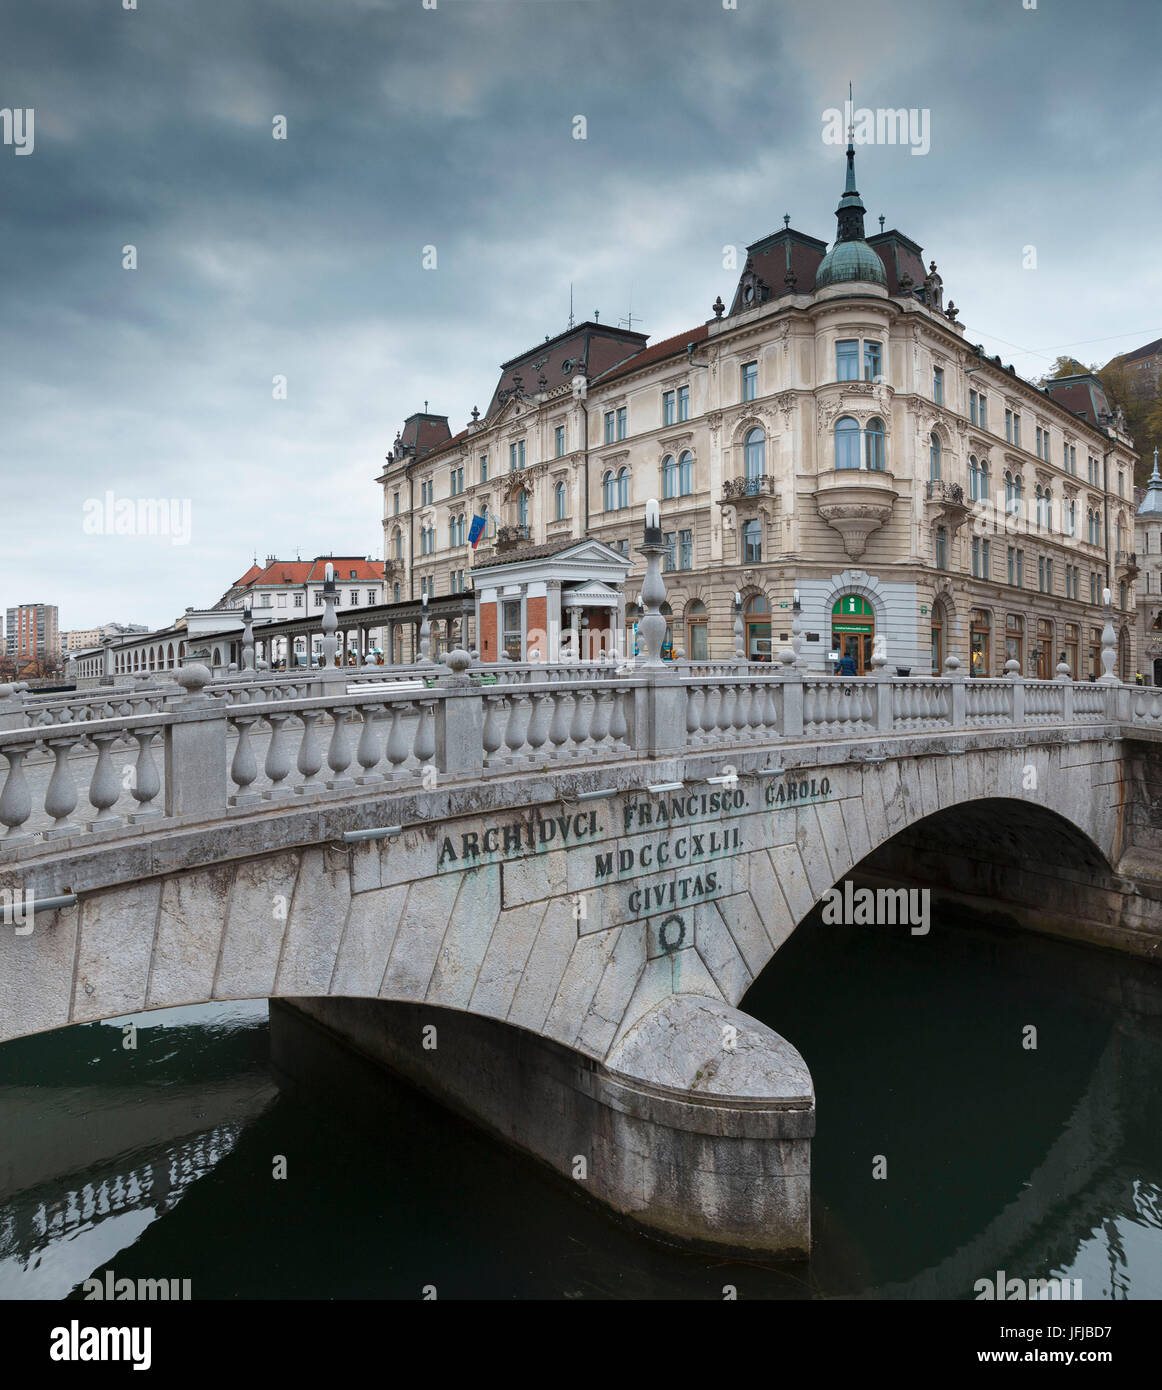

2,652,1162,1258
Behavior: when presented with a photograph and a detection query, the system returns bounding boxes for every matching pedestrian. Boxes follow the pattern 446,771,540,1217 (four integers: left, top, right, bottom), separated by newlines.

837,651,857,677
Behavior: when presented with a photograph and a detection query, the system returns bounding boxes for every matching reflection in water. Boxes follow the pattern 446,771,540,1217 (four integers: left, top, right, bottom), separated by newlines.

0,910,1159,1299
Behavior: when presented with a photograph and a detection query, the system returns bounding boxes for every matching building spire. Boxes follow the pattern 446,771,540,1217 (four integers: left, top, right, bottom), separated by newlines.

835,83,868,244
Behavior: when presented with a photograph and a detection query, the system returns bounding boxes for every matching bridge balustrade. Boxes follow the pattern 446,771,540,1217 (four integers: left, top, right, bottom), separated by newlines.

0,660,1155,864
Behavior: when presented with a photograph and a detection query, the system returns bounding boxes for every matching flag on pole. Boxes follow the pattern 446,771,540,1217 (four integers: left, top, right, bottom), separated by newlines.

468,514,486,548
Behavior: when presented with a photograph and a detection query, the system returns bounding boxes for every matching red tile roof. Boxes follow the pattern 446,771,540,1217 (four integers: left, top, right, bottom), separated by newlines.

232,557,385,587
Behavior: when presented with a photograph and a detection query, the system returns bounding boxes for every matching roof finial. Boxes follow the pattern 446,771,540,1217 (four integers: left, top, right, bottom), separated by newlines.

847,81,854,146
879,214,885,232
783,213,790,228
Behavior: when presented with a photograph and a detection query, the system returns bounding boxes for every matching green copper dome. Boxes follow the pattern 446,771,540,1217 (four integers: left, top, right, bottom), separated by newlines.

815,138,887,289
816,238,886,288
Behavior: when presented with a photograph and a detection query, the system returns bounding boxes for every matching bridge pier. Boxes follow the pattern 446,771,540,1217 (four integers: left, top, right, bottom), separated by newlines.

270,993,814,1259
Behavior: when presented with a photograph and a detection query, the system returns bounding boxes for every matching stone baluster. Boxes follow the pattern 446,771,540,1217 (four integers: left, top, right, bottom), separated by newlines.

608,688,629,748
0,740,36,844
569,690,594,754
525,693,552,756
128,729,162,819
414,699,437,767
295,710,326,792
590,689,614,748
229,715,261,805
503,694,531,761
87,731,123,828
686,686,704,743
43,734,81,838
325,708,355,788
718,682,737,736
547,691,571,758
482,694,506,766
262,712,294,798
701,684,720,736
353,706,384,785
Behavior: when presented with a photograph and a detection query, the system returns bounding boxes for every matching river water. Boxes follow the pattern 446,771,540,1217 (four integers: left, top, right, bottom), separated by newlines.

1,905,1159,1300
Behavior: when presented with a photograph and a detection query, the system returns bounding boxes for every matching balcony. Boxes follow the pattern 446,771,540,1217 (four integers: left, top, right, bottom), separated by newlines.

814,468,898,559
720,474,777,504
924,478,972,533
1116,550,1140,579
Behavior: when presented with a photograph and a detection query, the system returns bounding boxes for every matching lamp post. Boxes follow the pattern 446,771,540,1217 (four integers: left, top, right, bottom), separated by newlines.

636,499,668,667
791,587,807,670
733,591,745,662
321,564,337,668
419,591,432,663
1098,586,1119,683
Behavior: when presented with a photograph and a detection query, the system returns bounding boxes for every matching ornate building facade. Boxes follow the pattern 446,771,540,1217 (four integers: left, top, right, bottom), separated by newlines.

379,143,1139,676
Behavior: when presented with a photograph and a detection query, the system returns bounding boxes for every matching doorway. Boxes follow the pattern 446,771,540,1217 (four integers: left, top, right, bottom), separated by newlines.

745,594,771,662
831,594,875,674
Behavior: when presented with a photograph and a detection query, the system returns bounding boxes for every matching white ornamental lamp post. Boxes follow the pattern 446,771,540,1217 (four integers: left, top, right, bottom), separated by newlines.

321,563,338,667
635,499,668,667
1098,586,1119,684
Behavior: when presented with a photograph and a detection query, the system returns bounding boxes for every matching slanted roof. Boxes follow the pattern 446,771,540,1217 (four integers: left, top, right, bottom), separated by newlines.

591,323,709,386
1120,336,1162,365
485,322,648,417
1043,374,1113,424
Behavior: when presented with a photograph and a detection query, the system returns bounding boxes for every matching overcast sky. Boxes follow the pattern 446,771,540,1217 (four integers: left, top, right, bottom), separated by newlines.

2,0,1159,633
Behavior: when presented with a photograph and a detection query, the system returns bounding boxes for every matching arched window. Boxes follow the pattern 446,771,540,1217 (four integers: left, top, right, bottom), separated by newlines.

1043,488,1052,530
969,455,979,500
835,415,860,470
741,517,762,563
678,450,693,495
744,428,765,481
929,432,942,481
662,455,677,498
554,480,566,520
1004,471,1015,514
617,467,629,509
518,491,529,527
743,592,771,662
866,417,885,471
602,470,615,511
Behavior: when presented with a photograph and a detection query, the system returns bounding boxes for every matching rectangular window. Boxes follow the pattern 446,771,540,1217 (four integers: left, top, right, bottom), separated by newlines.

1007,546,1014,585
480,454,488,482
933,366,944,404
979,395,988,430
604,411,615,444
555,424,565,457
1005,409,1013,442
393,492,400,516
679,529,693,569
368,590,376,605
1013,413,1021,447
502,598,522,663
314,592,323,607
835,341,858,382
970,391,978,426
662,532,676,572
972,536,980,576
294,593,303,608
616,407,627,440
864,342,882,382
677,385,690,421
982,539,990,579
350,589,360,605
1016,550,1023,587
1118,471,1125,496
662,390,675,426
742,361,758,400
